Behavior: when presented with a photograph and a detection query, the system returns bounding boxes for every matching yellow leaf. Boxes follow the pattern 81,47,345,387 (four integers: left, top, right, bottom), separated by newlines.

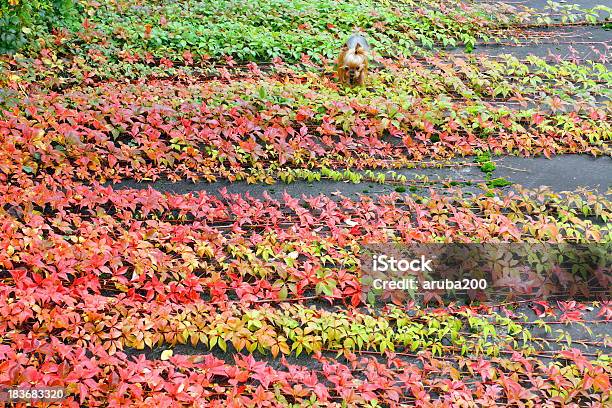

450,367,461,381
190,332,199,347
160,349,173,361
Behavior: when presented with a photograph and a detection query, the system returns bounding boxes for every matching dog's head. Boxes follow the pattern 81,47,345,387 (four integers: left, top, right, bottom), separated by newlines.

343,61,366,84
342,44,367,85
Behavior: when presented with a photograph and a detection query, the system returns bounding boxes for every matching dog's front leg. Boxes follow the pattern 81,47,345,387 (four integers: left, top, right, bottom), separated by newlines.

356,70,366,86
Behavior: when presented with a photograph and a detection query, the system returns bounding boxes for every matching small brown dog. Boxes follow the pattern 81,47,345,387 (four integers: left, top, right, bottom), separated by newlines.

337,33,370,87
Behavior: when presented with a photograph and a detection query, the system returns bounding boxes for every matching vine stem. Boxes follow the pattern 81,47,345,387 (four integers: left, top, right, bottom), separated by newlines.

496,164,530,172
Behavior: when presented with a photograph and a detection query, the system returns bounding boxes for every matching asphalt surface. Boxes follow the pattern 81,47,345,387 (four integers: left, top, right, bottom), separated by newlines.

456,0,612,67
449,25,611,67
113,154,612,199
478,0,611,20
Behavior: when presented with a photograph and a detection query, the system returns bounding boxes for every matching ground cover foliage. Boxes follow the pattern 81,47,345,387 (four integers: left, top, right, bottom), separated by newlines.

0,0,611,407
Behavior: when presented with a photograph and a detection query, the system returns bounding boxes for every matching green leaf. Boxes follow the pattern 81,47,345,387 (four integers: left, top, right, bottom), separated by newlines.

218,338,227,352
278,285,288,300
